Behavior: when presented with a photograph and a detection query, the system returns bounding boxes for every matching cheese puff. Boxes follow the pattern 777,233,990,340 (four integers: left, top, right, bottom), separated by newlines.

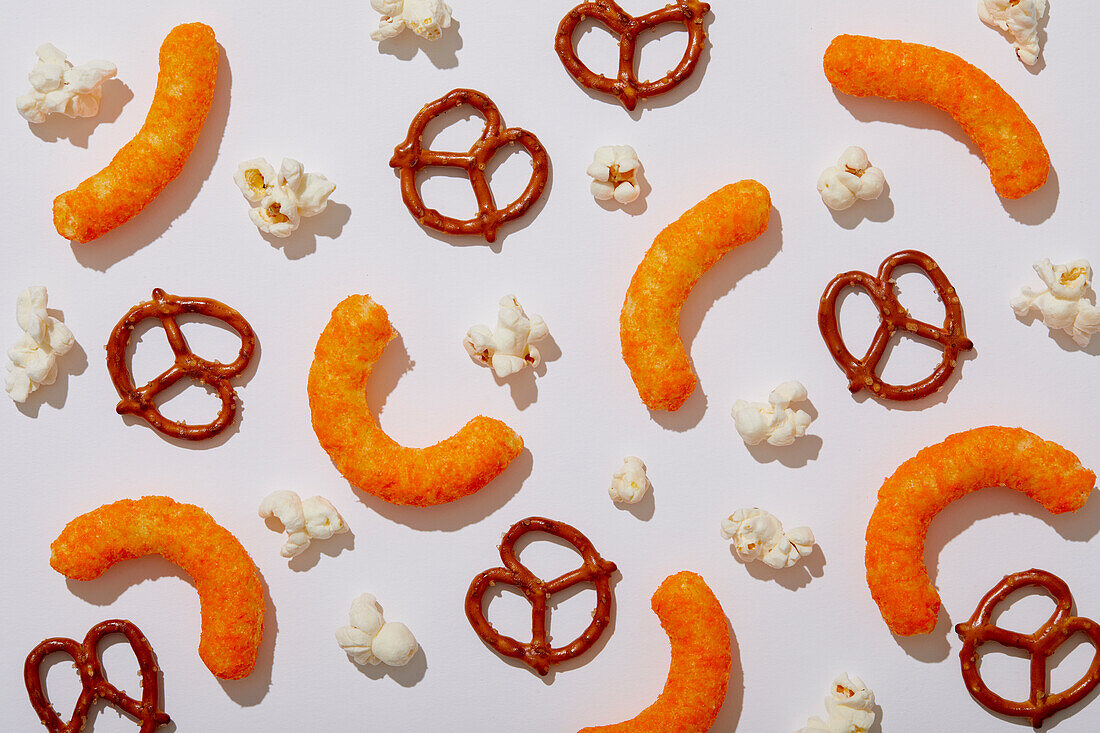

49,496,265,680
580,571,732,733
308,294,523,507
53,23,218,243
621,181,771,411
823,34,1049,200
866,427,1095,636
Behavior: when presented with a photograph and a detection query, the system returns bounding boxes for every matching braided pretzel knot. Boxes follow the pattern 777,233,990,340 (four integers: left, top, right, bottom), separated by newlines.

555,0,711,111
389,89,550,243
955,569,1100,728
24,619,171,733
817,250,973,401
106,288,256,440
465,517,617,675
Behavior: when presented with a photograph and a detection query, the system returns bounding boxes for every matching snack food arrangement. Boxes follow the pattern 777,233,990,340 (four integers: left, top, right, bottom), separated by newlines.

4,2,1098,731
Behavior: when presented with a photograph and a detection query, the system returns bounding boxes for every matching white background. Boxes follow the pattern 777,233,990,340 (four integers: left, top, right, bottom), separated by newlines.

1,1,1098,730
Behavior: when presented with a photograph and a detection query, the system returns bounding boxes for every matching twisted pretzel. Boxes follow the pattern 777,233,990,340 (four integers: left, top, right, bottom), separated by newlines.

956,569,1100,728
389,89,550,243
555,0,711,111
106,288,256,440
818,250,973,401
25,619,171,733
465,517,617,675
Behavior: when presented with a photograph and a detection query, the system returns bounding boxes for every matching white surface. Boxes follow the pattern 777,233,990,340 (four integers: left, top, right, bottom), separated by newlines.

1,1,1098,731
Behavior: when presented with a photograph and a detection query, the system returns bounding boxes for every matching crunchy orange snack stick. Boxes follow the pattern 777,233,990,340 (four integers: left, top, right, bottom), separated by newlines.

823,34,1049,200
580,571,731,733
308,294,523,507
866,427,1095,636
53,23,218,243
49,496,265,680
621,181,771,411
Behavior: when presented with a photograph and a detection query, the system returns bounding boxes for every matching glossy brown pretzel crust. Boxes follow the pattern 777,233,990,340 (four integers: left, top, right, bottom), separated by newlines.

389,89,550,243
465,517,617,675
956,569,1100,728
555,0,711,111
106,288,256,440
817,249,973,401
25,619,171,733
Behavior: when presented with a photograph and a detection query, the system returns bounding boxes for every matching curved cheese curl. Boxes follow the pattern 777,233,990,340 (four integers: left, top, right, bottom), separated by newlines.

308,294,523,507
866,427,1095,636
823,34,1049,200
50,496,265,680
53,23,218,243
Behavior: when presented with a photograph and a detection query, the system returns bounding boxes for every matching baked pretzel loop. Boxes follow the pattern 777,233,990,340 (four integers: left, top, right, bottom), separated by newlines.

389,89,550,243
555,0,711,111
465,517,617,675
955,569,1100,728
106,288,256,440
25,619,171,733
818,249,973,401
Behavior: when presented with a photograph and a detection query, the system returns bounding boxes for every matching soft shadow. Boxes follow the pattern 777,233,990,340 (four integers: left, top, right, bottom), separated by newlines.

218,569,276,706
14,312,89,417
737,544,826,590
351,646,428,687
488,332,561,411
365,331,415,417
70,45,231,270
376,18,462,69
287,529,356,572
620,486,655,521
743,397,822,468
28,79,134,148
260,201,352,260
595,173,651,216
1014,306,1100,356
827,180,894,229
1000,166,1059,225
711,614,744,733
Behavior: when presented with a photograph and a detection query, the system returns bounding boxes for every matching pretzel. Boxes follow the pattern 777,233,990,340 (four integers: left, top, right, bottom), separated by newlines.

956,569,1100,728
25,619,170,733
865,427,1096,636
465,517,617,675
54,23,218,243
106,288,256,441
389,89,549,243
555,0,711,111
818,250,973,401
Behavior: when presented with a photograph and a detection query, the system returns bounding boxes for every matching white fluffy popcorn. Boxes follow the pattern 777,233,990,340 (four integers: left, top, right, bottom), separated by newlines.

4,287,75,403
817,147,885,211
731,382,814,447
258,490,348,559
233,158,335,238
336,594,419,667
609,456,651,505
587,145,643,205
721,509,815,570
464,296,549,378
1011,259,1100,348
796,674,877,733
16,44,116,124
370,0,454,42
979,0,1047,66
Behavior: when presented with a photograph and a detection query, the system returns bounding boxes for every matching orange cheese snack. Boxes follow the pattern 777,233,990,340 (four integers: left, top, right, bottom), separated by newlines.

49,496,265,680
53,23,218,243
308,294,523,507
621,181,771,411
866,427,1095,636
823,34,1049,200
580,571,732,733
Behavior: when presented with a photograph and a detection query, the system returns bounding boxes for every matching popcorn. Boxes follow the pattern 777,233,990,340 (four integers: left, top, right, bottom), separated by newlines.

979,0,1048,66
1011,259,1100,348
731,381,814,447
463,296,549,378
370,0,454,42
587,145,643,205
336,593,419,667
796,674,877,733
233,158,335,238
4,287,75,403
609,456,651,505
721,509,815,570
16,44,116,124
258,490,348,559
817,147,885,211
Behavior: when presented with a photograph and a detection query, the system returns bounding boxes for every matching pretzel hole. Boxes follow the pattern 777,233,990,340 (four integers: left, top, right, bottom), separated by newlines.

1051,632,1100,695
485,584,537,642
152,375,226,425
485,145,537,209
421,106,488,152
973,642,1037,703
178,315,248,365
547,585,599,645
894,270,948,326
876,332,951,387
635,22,691,84
40,652,85,724
990,589,1062,635
514,535,590,582
98,636,144,703
835,287,882,357
573,19,623,80
417,167,482,219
